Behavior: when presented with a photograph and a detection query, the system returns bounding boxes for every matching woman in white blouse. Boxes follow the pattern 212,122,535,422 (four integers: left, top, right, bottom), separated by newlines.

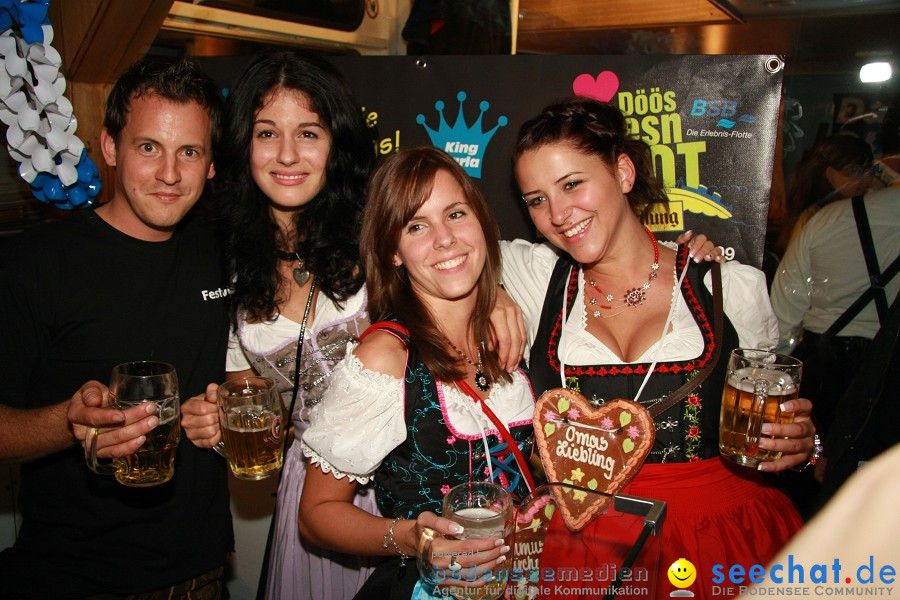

299,147,535,598
504,97,815,600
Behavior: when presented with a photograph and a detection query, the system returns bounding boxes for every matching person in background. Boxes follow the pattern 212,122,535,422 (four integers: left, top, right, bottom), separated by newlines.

771,184,899,463
775,134,875,256
299,146,535,599
0,57,232,599
501,97,815,599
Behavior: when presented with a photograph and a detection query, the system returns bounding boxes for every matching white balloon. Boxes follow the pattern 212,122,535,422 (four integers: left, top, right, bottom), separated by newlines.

4,49,27,77
47,110,72,129
46,127,68,152
18,132,41,156
41,25,54,47
18,106,41,132
55,95,72,116
6,121,24,147
32,77,58,106
43,45,62,68
4,90,27,112
1,16,95,202
0,105,16,127
0,71,11,97
52,73,65,96
31,146,54,172
57,158,78,186
0,36,17,60
66,135,84,157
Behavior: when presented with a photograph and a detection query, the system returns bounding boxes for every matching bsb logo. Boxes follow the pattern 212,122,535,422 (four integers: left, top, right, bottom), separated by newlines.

690,99,758,129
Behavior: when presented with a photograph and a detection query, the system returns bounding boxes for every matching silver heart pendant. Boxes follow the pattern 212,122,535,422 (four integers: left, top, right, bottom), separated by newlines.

293,268,310,287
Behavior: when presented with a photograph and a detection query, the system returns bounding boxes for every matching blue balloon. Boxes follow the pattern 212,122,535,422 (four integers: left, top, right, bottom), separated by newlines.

67,186,88,207
43,178,65,201
30,171,50,189
77,160,93,184
17,1,48,45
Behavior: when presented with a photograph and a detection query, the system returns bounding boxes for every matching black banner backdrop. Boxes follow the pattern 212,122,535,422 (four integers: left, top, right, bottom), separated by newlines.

201,54,784,267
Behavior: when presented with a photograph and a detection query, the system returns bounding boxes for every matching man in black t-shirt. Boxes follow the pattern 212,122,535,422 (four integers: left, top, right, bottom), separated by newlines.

0,58,232,599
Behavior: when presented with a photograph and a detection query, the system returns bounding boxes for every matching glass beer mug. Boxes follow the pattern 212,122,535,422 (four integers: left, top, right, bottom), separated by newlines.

216,377,285,480
719,349,802,468
89,361,181,487
418,482,514,600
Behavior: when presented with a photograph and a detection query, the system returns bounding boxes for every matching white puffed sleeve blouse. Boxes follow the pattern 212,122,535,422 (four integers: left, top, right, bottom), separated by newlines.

301,347,534,484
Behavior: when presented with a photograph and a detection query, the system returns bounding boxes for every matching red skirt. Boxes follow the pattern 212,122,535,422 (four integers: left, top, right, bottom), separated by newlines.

538,458,803,600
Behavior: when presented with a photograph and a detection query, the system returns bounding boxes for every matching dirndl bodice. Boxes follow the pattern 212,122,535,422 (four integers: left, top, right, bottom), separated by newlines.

238,299,370,432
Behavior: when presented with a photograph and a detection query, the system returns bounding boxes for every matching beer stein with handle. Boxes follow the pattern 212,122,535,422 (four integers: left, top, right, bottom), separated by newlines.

89,361,181,486
418,481,514,600
719,349,802,468
216,376,285,480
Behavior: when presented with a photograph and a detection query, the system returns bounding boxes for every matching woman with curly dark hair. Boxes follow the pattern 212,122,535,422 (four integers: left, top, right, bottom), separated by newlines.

213,49,377,600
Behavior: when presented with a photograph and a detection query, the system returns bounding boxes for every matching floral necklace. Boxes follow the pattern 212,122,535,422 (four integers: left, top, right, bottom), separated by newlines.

585,227,659,318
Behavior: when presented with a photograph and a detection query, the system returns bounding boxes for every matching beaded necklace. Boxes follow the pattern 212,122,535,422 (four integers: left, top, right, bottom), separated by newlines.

447,341,490,392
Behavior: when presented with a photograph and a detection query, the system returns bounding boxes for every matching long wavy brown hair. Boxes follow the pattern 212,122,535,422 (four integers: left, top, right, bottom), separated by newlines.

360,146,511,385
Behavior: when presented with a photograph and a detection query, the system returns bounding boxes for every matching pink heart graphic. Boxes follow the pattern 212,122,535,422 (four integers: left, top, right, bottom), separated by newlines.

572,71,620,102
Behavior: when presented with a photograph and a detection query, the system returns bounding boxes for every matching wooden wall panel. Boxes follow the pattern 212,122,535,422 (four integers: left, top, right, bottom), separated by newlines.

49,0,174,83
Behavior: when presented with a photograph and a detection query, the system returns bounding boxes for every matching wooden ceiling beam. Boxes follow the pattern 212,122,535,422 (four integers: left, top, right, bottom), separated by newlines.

518,0,740,33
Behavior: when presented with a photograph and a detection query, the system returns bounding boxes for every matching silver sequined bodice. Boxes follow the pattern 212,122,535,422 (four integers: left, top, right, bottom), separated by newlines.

239,301,369,428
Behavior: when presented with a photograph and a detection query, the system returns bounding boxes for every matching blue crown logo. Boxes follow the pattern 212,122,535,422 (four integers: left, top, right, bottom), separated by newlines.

416,91,508,178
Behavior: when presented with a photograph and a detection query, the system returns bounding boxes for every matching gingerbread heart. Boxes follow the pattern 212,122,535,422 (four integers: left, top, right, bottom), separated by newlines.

532,388,654,532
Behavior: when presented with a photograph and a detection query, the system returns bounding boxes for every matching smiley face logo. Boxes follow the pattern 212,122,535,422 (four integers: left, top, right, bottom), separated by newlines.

667,558,697,589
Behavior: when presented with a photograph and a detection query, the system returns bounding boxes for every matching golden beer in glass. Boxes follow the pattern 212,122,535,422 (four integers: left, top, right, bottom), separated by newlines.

90,361,181,487
113,396,180,486
217,377,285,480
719,349,802,468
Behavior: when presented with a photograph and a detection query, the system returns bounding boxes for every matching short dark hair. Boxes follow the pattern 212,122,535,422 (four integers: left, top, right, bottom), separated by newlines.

104,56,223,153
776,134,874,254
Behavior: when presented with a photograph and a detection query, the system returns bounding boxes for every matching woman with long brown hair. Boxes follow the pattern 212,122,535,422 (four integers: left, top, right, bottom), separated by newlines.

299,146,536,598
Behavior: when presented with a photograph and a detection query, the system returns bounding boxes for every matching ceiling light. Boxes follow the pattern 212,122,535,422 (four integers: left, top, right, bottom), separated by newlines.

860,62,892,83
